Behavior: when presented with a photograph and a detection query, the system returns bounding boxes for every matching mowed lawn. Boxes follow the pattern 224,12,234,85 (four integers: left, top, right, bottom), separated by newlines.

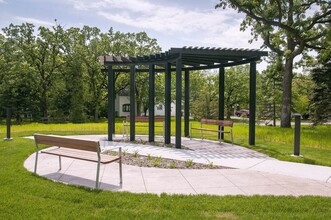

2,119,330,166
0,131,330,219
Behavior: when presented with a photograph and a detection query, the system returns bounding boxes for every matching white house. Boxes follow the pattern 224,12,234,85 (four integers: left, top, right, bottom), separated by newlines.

115,93,176,117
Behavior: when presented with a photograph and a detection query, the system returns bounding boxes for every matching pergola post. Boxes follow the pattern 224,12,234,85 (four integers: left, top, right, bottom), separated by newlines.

148,64,155,142
175,59,182,148
249,61,256,145
102,47,267,147
164,62,171,144
218,67,225,140
107,65,115,141
184,69,190,137
130,66,136,142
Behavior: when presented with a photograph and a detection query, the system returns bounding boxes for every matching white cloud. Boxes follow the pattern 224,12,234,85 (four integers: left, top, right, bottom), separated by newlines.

73,0,236,33
68,0,106,11
201,22,263,49
67,0,264,49
0,0,7,3
15,17,54,26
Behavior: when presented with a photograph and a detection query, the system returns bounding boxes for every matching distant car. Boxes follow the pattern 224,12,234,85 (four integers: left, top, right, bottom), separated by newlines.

235,109,250,117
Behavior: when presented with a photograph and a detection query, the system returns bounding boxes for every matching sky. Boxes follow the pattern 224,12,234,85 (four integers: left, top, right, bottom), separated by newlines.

0,0,267,69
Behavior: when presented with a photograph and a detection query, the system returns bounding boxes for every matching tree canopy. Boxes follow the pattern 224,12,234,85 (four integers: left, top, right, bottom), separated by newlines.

0,23,161,122
216,0,331,127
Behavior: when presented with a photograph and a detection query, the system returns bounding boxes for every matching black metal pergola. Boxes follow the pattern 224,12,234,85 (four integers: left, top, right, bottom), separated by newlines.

101,46,267,148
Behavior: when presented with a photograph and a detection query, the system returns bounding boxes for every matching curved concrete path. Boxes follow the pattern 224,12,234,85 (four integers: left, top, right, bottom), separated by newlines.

24,135,331,196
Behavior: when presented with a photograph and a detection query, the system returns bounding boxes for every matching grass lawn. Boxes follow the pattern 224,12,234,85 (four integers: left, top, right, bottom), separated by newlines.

0,121,331,219
190,122,331,167
3,118,331,166
1,133,331,219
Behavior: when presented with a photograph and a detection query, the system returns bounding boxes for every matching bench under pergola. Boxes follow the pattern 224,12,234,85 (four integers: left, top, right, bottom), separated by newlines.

101,46,268,148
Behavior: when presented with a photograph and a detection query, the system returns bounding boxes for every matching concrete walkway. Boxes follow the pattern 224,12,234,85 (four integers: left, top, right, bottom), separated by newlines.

24,135,331,196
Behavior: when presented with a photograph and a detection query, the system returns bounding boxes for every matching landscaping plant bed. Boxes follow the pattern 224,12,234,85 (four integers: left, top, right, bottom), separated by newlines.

113,138,191,150
104,150,230,169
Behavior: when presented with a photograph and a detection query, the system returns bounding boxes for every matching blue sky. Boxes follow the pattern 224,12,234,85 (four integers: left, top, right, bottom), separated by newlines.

0,0,267,68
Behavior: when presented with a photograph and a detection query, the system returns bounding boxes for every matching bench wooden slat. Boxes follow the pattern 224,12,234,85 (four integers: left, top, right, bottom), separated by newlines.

200,119,233,127
123,124,164,127
191,127,230,133
41,147,120,164
123,116,165,139
35,134,100,152
126,116,165,122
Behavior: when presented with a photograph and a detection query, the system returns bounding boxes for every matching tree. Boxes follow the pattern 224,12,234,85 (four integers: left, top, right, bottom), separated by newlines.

310,56,331,124
223,66,250,119
190,67,250,120
258,56,283,125
2,23,65,119
0,22,164,122
216,0,331,127
292,74,312,119
0,30,39,121
191,73,218,120
131,32,161,116
80,26,108,121
106,31,161,116
61,27,87,123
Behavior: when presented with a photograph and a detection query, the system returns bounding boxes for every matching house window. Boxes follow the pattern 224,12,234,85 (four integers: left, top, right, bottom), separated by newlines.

122,104,130,112
157,104,163,110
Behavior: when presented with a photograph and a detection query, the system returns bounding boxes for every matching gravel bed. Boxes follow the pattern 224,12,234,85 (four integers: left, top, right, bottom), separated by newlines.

104,150,230,169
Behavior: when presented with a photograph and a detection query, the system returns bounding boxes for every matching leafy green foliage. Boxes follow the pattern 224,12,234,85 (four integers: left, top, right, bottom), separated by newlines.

0,23,161,122
152,156,163,167
190,66,250,120
133,150,139,157
224,66,250,118
292,74,312,118
310,57,331,124
190,71,218,120
216,0,331,127
258,56,283,124
185,159,194,167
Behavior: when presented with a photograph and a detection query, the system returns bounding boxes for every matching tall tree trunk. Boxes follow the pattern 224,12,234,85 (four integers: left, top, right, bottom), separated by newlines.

205,93,210,119
144,107,148,116
94,106,99,122
41,83,48,119
226,110,231,119
280,57,293,128
137,101,141,116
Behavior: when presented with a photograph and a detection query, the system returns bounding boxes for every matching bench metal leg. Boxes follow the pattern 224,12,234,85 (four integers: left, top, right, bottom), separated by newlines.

163,123,165,143
200,123,203,140
122,121,125,138
189,123,192,140
125,123,129,139
218,132,222,143
231,129,234,146
34,147,39,174
58,156,62,171
96,161,101,189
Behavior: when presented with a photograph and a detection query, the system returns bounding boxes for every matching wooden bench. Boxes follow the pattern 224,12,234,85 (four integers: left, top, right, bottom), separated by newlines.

33,134,122,189
122,116,165,139
190,119,234,144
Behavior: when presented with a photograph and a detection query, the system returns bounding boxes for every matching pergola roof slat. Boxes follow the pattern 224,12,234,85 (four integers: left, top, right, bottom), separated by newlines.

101,46,267,68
